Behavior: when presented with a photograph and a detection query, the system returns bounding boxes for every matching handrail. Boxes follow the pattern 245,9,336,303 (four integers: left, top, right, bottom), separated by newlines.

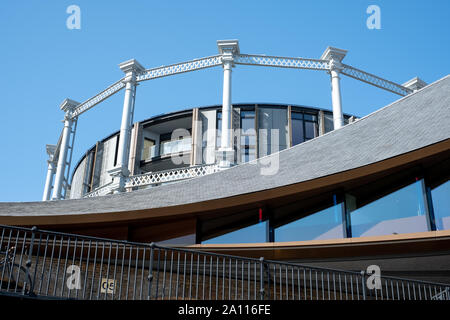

0,224,448,300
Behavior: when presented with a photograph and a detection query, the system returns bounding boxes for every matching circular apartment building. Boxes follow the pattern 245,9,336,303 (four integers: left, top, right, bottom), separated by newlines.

69,103,355,199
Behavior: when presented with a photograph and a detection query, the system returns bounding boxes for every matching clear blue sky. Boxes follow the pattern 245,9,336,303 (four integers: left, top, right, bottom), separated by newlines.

0,0,449,202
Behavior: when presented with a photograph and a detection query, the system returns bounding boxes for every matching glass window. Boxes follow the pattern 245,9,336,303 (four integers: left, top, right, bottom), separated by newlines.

240,110,256,163
349,180,430,238
292,118,304,146
275,204,345,242
291,111,318,146
431,180,450,231
202,222,267,244
216,111,222,149
304,121,317,140
142,138,155,160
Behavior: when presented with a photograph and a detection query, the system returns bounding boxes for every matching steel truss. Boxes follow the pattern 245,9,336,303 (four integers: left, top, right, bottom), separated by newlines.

234,54,330,70
50,46,413,200
69,52,410,121
341,64,412,96
136,55,222,82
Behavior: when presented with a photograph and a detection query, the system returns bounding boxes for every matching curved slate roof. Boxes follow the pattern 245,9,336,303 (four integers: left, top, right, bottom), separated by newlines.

0,75,449,218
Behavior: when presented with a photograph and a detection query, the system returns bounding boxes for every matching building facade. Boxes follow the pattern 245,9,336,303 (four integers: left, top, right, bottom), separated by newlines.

69,104,355,199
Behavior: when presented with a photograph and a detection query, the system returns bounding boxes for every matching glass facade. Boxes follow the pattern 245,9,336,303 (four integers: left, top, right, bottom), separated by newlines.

200,176,450,244
291,111,318,146
240,110,256,163
431,180,450,231
275,203,345,242
348,180,429,238
202,222,267,244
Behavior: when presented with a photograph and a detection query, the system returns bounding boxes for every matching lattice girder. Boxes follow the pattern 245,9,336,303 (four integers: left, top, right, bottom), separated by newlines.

234,54,330,70
136,55,222,82
340,64,412,96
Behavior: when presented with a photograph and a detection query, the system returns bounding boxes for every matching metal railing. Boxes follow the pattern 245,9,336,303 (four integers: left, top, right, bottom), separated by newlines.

124,164,221,189
0,224,448,300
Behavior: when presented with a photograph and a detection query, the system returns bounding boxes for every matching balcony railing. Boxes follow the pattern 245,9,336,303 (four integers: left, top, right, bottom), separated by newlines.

124,163,220,189
82,163,220,198
0,224,449,300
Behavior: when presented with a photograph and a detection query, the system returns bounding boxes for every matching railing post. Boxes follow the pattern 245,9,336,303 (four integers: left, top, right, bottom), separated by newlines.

361,270,366,300
259,257,265,300
24,226,37,296
147,242,155,300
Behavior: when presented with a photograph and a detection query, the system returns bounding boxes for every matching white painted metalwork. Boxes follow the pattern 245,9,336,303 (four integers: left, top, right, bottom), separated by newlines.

136,55,222,82
45,39,419,200
42,145,57,201
61,117,77,199
71,79,126,119
52,99,79,200
217,40,238,168
124,164,220,188
321,47,347,130
341,64,413,96
83,182,113,198
108,59,146,194
234,54,330,70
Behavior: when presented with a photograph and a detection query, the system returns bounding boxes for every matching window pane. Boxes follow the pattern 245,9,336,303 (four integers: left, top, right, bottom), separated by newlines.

241,147,256,163
303,114,317,121
292,119,304,146
142,138,155,160
291,112,303,120
304,121,316,139
432,180,450,230
349,180,429,237
203,222,267,244
241,118,254,132
216,117,222,148
275,204,345,242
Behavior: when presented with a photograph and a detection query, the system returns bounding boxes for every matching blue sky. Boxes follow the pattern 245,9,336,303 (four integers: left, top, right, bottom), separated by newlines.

0,0,449,202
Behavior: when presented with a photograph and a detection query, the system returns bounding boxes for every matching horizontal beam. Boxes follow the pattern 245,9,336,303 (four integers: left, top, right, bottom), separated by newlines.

136,55,222,82
341,64,412,96
71,79,126,119
234,54,330,70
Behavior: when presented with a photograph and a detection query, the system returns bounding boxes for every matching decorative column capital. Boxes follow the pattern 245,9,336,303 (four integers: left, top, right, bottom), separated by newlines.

321,46,347,72
46,144,57,163
119,59,145,83
60,98,79,120
402,77,427,92
217,39,240,68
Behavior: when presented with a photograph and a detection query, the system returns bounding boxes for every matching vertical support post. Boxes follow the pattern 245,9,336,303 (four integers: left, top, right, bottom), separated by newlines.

109,59,145,193
216,40,240,168
52,99,79,200
42,144,57,201
24,226,37,296
259,257,265,300
321,47,347,130
147,242,155,300
361,270,367,300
